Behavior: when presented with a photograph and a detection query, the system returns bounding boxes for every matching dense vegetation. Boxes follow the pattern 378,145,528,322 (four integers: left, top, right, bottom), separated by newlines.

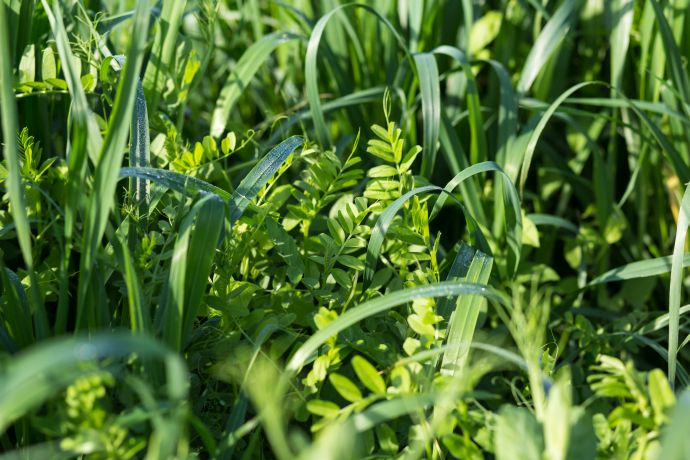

2,0,690,458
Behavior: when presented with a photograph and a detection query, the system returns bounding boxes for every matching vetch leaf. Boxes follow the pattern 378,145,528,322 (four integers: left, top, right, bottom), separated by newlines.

329,373,362,403
352,355,386,394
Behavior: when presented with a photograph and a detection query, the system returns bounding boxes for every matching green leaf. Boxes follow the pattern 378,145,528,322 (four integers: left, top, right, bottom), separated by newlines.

266,217,304,284
351,355,386,394
337,254,364,271
659,390,690,459
41,47,56,81
495,406,544,460
351,395,435,432
469,11,502,55
367,165,398,178
328,373,362,403
545,374,572,460
522,213,540,247
306,399,341,418
18,44,35,83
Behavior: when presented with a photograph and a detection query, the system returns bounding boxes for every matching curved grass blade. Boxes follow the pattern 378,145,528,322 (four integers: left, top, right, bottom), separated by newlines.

588,253,690,286
414,52,441,177
397,341,528,370
285,281,508,375
517,81,601,194
431,161,523,277
230,136,303,224
266,86,385,145
638,305,690,335
159,195,224,351
434,46,488,165
517,0,579,93
528,213,579,235
210,32,300,138
364,185,489,286
0,333,187,434
119,167,232,201
97,4,162,34
438,111,487,226
305,3,407,146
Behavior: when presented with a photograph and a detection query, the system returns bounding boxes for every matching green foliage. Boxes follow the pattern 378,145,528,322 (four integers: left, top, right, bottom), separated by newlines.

2,0,690,458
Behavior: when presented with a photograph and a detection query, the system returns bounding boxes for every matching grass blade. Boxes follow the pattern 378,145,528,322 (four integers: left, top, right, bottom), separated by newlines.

0,266,33,348
434,46,488,165
285,281,507,375
112,235,150,333
305,3,407,146
648,0,690,109
143,0,187,111
517,0,579,94
0,0,48,339
516,81,602,194
0,1,32,275
668,185,690,387
210,32,299,138
230,136,303,224
431,161,522,277
589,253,690,286
120,167,232,201
129,79,150,230
609,0,633,90
414,52,441,177
159,195,224,351
441,249,493,376
76,1,150,329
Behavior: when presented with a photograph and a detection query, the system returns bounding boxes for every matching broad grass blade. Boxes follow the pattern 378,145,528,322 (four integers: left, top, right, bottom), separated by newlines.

230,136,303,224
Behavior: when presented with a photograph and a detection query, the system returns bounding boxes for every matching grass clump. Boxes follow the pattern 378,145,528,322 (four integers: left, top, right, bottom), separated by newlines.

2,0,690,458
